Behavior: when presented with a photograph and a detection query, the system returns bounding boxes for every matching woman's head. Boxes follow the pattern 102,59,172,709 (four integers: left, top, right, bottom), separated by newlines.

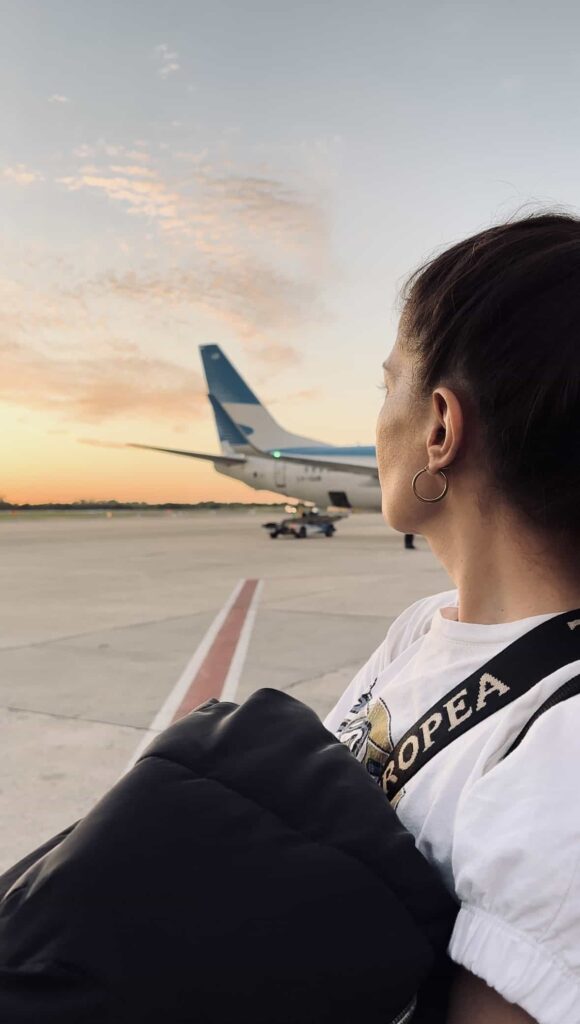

377,212,580,545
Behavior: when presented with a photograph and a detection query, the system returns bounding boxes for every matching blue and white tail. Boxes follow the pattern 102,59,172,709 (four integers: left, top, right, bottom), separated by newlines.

200,344,324,453
206,393,253,454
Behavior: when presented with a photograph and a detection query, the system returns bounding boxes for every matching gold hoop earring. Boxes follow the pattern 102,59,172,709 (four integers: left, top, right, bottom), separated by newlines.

412,467,448,503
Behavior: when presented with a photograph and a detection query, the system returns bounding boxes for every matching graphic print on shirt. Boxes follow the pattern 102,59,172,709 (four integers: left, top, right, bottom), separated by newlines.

336,679,404,808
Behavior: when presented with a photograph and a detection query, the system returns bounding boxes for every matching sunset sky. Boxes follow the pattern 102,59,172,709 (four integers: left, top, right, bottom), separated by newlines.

3,0,580,503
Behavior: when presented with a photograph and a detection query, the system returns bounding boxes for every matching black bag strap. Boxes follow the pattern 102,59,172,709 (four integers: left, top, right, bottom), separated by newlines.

503,672,580,759
383,607,580,802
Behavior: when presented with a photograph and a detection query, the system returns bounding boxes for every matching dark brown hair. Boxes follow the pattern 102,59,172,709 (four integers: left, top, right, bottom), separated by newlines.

403,212,580,539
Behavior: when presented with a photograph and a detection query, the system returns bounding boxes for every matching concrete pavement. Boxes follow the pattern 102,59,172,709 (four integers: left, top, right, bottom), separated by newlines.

0,510,451,871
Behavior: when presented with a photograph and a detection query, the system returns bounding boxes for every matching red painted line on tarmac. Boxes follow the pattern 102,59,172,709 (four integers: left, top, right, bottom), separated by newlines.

171,578,259,722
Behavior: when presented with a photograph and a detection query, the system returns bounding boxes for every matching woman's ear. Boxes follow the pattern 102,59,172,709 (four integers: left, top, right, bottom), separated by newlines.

426,387,464,471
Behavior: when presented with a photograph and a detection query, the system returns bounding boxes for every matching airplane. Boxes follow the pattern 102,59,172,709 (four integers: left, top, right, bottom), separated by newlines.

131,344,382,511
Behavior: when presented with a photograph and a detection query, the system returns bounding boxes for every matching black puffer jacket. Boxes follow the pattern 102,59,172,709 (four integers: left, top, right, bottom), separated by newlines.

0,689,457,1023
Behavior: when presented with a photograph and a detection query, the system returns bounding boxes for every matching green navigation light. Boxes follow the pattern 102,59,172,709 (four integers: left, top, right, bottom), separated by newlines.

272,450,281,458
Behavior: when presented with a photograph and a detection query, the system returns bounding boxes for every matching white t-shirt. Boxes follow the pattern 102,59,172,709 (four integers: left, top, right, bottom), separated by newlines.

324,590,580,1024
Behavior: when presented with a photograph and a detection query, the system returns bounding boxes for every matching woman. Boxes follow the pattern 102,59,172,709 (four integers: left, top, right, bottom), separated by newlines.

325,213,580,1024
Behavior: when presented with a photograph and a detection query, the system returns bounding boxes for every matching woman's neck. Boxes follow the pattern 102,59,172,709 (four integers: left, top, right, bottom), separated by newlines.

427,507,580,625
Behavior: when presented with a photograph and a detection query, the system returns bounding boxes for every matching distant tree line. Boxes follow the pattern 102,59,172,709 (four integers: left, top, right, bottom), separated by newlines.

0,499,286,511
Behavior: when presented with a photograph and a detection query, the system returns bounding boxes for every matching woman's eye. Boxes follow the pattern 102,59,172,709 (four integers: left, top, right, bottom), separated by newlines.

377,383,389,394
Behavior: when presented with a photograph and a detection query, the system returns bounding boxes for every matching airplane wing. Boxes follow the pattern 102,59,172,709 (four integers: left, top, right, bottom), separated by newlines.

129,443,246,466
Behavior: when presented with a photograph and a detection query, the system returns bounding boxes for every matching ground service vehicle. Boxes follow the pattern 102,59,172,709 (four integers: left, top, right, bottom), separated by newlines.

262,511,342,539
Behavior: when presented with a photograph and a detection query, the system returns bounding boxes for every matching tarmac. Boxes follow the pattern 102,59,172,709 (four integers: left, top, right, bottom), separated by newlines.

0,510,451,873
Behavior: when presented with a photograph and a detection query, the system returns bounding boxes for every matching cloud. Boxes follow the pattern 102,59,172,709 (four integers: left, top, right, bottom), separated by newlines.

0,276,204,424
97,260,319,351
200,173,328,257
3,165,44,185
59,146,328,256
29,138,332,373
108,164,156,178
125,149,151,163
73,141,152,163
1,124,338,435
54,138,334,358
55,142,331,353
267,386,320,405
0,335,204,423
57,170,183,226
78,438,128,449
49,94,70,104
155,43,180,79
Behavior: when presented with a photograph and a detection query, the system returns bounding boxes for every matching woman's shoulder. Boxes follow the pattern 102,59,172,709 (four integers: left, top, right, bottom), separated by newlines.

386,588,458,662
323,589,458,734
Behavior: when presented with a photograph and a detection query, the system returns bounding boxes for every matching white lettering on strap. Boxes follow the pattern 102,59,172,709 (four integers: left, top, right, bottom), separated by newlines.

382,759,398,793
476,673,510,711
420,712,443,750
397,734,420,771
444,688,473,730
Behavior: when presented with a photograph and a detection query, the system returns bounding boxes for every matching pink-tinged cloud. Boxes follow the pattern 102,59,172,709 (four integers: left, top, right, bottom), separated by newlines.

0,280,204,424
57,171,183,226
12,149,332,378
0,336,205,423
108,165,157,178
0,272,207,425
58,156,330,353
205,174,327,243
3,165,44,185
97,261,317,353
58,150,329,257
125,149,151,163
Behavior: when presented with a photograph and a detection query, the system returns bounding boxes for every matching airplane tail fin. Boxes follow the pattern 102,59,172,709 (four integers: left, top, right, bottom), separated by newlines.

207,394,254,453
201,344,261,406
200,344,323,452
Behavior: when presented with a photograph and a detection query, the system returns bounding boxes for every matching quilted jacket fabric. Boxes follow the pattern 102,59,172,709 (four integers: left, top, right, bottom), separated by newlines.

0,689,457,1023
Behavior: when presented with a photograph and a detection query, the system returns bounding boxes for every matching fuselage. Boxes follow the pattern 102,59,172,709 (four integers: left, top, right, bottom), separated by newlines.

216,448,382,511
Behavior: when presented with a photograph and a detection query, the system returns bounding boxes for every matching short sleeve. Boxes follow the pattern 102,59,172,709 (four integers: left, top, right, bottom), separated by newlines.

449,699,580,1024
